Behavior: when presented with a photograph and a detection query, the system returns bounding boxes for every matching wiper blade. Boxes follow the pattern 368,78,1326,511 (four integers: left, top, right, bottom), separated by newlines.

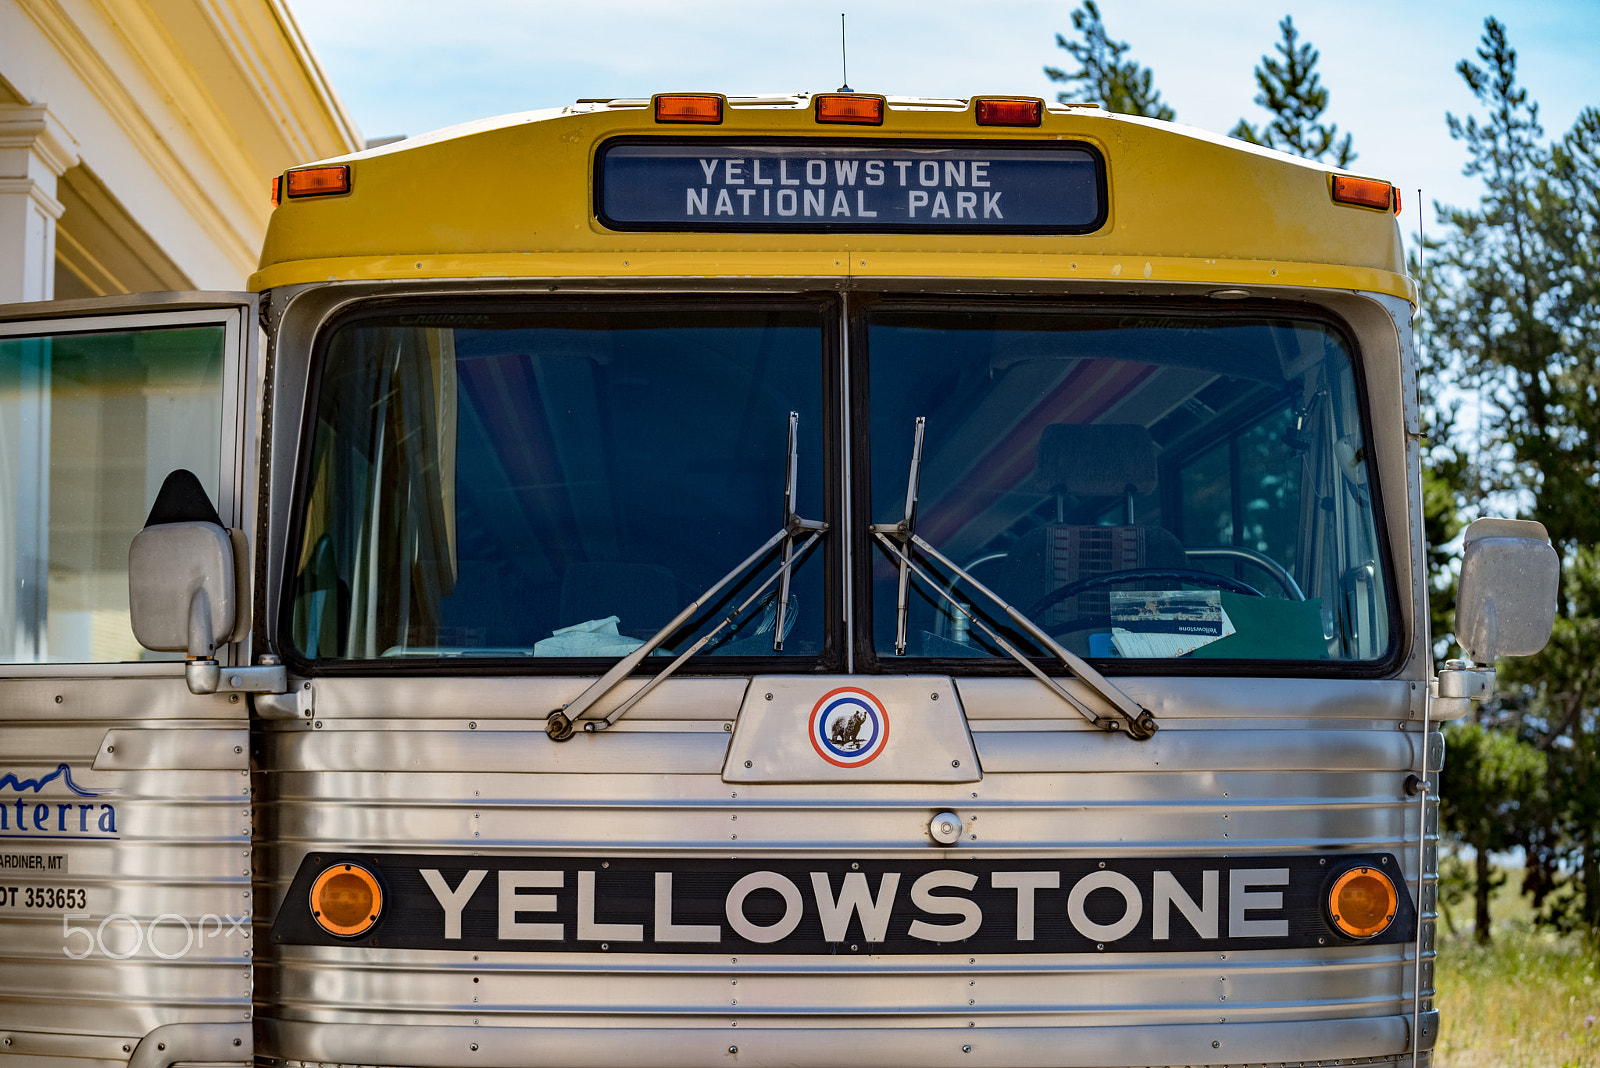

546,412,825,741
871,418,1157,741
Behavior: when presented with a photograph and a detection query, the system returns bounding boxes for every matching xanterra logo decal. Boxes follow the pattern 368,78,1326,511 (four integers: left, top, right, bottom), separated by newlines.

808,687,890,768
0,763,117,840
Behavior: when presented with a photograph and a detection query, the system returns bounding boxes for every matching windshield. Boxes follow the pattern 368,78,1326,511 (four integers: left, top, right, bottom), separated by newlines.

291,303,827,662
287,297,1395,670
867,306,1392,664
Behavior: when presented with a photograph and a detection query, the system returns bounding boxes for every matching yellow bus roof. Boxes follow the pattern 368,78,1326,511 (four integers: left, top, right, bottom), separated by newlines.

252,95,1414,303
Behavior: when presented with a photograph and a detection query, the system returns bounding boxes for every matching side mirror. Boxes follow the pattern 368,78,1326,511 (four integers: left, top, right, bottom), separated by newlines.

128,470,249,693
1455,517,1559,664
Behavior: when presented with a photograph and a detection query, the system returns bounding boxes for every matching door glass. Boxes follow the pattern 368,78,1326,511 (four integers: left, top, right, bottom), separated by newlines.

0,326,224,662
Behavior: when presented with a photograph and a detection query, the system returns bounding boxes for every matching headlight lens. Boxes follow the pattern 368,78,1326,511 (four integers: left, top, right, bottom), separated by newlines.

310,862,383,937
1328,865,1398,938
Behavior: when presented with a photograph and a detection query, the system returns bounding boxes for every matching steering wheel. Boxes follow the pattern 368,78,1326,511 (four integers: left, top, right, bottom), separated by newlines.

1026,568,1264,619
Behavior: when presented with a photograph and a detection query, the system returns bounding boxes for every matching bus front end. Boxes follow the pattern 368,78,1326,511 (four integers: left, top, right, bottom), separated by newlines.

242,95,1452,1068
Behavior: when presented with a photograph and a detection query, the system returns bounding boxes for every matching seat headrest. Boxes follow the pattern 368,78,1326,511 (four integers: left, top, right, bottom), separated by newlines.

1034,423,1158,497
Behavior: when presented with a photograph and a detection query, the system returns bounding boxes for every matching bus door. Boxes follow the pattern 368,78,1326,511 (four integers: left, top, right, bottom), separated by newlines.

0,294,258,1068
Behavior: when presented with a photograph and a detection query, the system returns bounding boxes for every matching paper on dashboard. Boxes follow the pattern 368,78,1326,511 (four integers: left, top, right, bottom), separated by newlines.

1109,590,1235,658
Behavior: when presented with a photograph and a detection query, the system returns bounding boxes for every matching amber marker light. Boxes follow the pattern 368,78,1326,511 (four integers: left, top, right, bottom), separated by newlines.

270,176,281,207
654,94,723,124
1328,866,1398,939
310,862,383,937
285,165,351,199
815,94,883,125
1331,174,1393,211
975,98,1043,127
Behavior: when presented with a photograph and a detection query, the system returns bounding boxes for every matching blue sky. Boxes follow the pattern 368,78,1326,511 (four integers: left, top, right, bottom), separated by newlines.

289,0,1599,232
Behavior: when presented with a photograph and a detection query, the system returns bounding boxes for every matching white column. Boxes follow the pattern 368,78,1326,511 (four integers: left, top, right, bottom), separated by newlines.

0,104,80,305
0,105,77,659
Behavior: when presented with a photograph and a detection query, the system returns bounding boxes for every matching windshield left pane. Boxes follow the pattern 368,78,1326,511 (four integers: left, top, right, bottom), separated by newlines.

291,304,826,662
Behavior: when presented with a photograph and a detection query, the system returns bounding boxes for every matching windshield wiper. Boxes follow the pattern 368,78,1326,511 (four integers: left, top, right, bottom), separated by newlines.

870,418,1158,741
545,412,826,741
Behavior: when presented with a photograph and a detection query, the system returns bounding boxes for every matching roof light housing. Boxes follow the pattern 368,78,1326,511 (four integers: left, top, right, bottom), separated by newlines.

654,93,724,125
1327,865,1398,939
815,94,884,126
310,862,383,938
285,166,351,199
1331,174,1395,213
975,98,1043,127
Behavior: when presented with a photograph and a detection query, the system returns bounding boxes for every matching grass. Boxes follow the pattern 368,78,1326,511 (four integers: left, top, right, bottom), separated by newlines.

1435,867,1600,1068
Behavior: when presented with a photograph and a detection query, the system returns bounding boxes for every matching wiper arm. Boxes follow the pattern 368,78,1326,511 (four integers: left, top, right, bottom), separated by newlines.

868,416,926,654
870,418,1158,741
774,410,811,651
546,412,826,741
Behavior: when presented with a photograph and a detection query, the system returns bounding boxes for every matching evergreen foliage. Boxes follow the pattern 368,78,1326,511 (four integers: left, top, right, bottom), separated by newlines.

1420,17,1600,939
1230,16,1355,166
1044,1,1174,120
1438,722,1547,942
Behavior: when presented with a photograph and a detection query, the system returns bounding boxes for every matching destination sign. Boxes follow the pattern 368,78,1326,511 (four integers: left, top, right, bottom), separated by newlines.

272,852,1412,954
595,139,1106,234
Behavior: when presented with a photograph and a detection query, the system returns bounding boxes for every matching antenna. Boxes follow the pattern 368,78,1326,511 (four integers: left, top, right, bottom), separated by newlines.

1420,191,1433,367
838,13,852,93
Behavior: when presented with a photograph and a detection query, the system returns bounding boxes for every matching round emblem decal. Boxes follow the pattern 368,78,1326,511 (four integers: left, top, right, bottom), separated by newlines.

808,687,890,768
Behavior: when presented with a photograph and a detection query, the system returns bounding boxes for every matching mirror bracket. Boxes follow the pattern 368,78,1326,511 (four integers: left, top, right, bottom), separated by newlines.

185,659,289,697
1431,657,1495,720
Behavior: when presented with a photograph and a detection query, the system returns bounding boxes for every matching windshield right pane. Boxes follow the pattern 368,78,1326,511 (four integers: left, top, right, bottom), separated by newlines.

867,307,1391,664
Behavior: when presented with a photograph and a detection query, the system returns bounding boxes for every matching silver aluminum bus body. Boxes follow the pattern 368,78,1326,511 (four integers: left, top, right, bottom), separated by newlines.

237,277,1439,1068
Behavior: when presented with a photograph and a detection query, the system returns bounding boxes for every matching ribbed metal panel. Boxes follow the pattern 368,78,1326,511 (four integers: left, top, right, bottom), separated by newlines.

255,674,1435,1066
0,678,251,1048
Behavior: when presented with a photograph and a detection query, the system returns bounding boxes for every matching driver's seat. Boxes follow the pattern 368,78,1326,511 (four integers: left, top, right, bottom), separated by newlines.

996,423,1188,630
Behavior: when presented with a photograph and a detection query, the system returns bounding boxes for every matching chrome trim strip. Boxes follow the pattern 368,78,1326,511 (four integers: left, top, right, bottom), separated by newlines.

262,1014,1411,1068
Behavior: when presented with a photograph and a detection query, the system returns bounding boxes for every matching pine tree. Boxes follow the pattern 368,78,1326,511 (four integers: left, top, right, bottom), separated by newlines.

1422,17,1600,937
1438,722,1548,942
1044,1,1174,121
1231,16,1355,167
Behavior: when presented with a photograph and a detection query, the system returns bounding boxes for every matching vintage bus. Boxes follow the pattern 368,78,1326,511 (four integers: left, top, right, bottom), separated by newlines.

0,91,1560,1068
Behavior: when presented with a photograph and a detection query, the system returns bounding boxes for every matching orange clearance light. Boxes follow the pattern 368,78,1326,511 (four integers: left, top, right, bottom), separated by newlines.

285,165,351,199
1331,174,1393,211
310,862,383,938
1328,866,1398,939
654,94,723,124
1393,187,1403,216
815,94,883,125
975,98,1043,127
270,175,281,207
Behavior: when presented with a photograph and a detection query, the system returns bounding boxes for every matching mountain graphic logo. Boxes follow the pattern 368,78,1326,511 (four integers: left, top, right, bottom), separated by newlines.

0,763,102,796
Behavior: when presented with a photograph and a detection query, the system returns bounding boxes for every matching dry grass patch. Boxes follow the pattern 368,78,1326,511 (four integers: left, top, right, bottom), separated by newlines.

1436,872,1599,1068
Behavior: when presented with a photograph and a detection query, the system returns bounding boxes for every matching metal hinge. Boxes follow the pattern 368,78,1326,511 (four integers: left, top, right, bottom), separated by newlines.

254,675,315,721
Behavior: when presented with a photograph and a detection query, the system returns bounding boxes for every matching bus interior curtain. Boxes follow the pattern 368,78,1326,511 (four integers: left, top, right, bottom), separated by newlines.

348,327,458,656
